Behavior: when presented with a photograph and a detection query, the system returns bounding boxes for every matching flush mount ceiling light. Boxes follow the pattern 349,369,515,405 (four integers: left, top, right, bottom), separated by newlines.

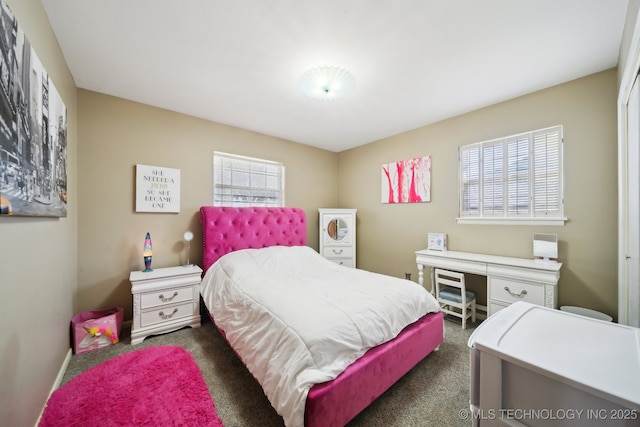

299,66,356,100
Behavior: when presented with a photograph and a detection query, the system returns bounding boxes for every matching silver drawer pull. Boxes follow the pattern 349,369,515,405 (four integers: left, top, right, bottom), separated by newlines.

332,249,343,254
159,292,178,302
504,286,527,298
159,308,178,320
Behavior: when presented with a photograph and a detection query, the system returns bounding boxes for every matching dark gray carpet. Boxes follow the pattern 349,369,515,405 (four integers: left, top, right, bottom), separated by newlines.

61,315,477,427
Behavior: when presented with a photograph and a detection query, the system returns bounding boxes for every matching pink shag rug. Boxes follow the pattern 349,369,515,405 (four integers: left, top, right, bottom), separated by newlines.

40,345,224,427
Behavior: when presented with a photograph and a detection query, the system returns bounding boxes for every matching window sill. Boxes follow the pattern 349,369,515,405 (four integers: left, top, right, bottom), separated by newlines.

456,217,568,226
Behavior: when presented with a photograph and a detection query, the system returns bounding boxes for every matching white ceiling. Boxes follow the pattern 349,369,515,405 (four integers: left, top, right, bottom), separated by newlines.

41,0,628,152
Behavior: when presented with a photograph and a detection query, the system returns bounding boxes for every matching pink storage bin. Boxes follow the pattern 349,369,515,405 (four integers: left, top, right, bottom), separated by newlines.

71,306,124,354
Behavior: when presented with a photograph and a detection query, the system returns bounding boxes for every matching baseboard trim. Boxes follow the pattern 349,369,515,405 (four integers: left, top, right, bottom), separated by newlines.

36,348,72,426
52,348,73,391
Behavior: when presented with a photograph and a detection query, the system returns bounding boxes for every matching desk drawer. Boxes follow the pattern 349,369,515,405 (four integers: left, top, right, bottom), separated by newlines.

141,286,193,309
489,277,545,306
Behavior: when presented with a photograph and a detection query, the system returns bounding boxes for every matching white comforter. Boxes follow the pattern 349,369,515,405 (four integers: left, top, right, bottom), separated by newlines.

200,245,440,427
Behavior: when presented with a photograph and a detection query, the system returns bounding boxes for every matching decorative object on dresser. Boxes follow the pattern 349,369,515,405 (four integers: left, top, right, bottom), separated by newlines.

129,265,202,345
416,249,562,317
428,232,447,251
533,233,558,261
143,232,153,272
319,208,357,267
183,230,194,266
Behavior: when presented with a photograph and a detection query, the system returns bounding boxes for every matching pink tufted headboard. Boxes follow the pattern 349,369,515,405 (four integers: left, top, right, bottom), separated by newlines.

199,206,307,272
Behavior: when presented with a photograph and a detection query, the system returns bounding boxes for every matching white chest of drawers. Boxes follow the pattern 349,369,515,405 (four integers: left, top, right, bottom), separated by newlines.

129,265,202,345
319,208,357,267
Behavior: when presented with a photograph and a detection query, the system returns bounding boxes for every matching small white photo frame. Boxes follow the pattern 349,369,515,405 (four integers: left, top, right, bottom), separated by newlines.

428,233,447,251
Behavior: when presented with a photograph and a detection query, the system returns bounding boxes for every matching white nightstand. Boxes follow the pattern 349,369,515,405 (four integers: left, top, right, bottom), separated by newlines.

129,265,203,345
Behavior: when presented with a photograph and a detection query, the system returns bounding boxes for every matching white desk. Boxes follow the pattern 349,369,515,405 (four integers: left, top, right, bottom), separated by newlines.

415,249,562,317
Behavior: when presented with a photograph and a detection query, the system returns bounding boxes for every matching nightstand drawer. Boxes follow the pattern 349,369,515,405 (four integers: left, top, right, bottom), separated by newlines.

140,301,193,327
323,247,353,258
489,277,545,305
141,286,193,309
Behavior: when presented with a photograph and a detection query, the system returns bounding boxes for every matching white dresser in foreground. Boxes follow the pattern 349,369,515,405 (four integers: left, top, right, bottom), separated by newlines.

129,265,202,345
469,302,640,426
319,208,357,267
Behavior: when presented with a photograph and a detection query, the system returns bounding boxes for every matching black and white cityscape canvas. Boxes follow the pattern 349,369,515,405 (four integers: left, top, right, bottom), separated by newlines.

0,0,67,217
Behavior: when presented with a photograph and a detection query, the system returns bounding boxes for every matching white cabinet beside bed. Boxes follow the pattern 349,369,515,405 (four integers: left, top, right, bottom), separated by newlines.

129,265,202,345
319,208,357,267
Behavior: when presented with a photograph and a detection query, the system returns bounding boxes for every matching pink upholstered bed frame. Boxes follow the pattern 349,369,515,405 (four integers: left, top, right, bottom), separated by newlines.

199,206,444,427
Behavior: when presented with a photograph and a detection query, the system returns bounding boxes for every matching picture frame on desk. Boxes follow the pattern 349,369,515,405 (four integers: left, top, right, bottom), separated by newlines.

428,233,447,251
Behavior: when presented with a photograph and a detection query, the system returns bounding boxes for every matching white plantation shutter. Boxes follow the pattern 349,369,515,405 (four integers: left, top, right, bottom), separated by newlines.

213,152,284,207
482,141,504,216
533,128,562,215
460,144,480,216
459,126,563,222
507,135,530,216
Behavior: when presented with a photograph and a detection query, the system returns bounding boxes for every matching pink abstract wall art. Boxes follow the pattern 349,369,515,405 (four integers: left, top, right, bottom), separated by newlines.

381,156,431,203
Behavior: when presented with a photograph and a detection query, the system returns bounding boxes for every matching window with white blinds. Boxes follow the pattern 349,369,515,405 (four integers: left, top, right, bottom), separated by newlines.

213,152,284,207
458,125,565,224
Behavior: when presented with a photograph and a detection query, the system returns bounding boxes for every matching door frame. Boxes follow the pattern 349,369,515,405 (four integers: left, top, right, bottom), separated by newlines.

618,8,640,326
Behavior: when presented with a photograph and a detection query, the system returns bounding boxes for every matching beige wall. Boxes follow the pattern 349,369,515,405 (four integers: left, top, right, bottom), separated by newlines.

338,69,619,318
77,90,338,321
3,2,637,426
0,1,78,426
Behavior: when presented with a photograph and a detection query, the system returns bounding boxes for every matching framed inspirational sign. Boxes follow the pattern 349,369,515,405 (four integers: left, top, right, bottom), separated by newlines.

135,164,181,213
